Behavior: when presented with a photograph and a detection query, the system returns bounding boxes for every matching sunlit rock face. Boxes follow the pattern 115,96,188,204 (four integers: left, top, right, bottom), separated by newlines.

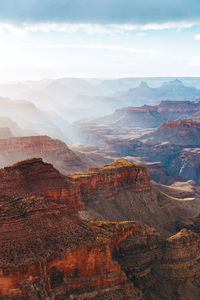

0,158,150,299
72,158,199,238
1,158,200,299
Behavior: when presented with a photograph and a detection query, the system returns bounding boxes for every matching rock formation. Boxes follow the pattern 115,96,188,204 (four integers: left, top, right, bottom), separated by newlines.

71,159,200,237
77,100,200,133
1,158,200,299
115,228,200,300
170,148,200,184
140,119,200,146
0,158,151,299
0,135,112,174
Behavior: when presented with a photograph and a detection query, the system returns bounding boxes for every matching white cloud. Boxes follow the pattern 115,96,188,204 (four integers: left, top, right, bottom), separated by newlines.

27,43,161,54
194,34,200,40
136,32,146,36
0,21,196,36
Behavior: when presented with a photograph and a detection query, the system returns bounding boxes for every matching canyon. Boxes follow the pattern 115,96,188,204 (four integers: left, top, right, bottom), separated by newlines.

1,158,200,299
1,84,200,299
76,115,200,185
0,135,112,174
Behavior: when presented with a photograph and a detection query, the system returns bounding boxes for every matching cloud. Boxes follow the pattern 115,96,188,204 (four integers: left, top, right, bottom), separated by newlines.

136,32,147,36
0,0,200,26
194,34,200,40
27,43,160,54
0,21,196,36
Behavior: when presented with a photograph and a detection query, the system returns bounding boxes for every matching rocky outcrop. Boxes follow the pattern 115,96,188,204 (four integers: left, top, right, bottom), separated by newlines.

123,156,185,184
0,135,83,171
70,159,199,238
69,158,151,194
1,158,200,299
114,228,200,300
139,119,200,146
0,158,84,213
0,135,112,175
77,100,200,133
99,129,200,184
170,148,200,184
101,136,183,170
159,118,200,129
0,159,150,300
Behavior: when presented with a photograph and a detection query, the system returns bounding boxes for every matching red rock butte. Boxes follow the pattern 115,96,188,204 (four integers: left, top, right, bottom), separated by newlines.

0,157,152,299
159,118,200,129
1,158,200,299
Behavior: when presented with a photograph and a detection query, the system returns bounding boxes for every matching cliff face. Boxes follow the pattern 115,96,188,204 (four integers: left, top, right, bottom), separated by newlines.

115,228,200,300
170,148,200,184
0,158,83,212
100,131,200,184
72,159,198,238
0,162,149,300
0,135,85,173
76,100,200,134
69,158,151,195
139,118,200,146
159,118,200,129
0,135,112,175
1,158,200,299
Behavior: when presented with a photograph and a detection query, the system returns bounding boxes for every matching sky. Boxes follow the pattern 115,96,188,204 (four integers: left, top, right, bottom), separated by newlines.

1,0,200,81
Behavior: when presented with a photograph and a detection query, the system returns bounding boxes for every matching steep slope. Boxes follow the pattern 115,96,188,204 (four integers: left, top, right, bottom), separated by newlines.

115,228,200,300
0,135,112,174
123,156,184,184
1,158,200,299
0,158,153,299
78,99,200,132
69,159,200,237
140,119,200,146
73,100,200,147
170,148,200,183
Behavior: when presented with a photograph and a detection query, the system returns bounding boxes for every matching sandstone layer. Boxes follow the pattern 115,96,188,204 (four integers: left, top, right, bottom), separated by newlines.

0,135,112,175
139,118,200,146
1,158,200,299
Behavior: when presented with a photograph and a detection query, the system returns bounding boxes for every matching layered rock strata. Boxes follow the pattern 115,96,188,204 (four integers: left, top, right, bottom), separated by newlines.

0,135,112,174
115,228,200,300
1,158,200,299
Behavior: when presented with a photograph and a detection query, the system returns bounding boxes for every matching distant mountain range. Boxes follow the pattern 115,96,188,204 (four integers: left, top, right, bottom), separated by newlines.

85,99,200,129
116,79,200,103
139,119,200,146
0,78,200,121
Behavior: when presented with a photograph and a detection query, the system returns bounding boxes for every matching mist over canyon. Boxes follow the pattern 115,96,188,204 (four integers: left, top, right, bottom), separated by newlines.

1,76,200,299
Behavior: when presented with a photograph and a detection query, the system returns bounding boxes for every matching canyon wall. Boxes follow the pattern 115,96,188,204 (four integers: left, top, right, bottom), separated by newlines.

0,135,112,175
1,158,200,299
